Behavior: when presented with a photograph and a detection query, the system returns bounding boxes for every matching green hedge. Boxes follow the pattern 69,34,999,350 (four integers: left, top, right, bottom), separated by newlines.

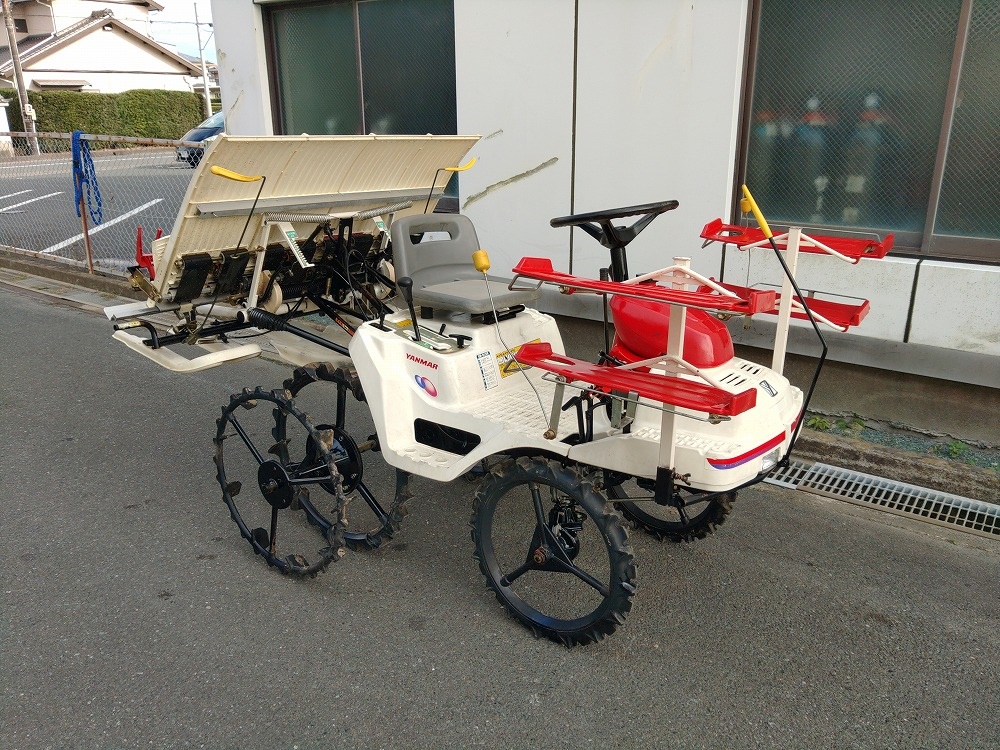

0,88,208,140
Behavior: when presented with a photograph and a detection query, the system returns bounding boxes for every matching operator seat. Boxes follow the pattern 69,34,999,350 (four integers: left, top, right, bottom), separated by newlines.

390,214,538,317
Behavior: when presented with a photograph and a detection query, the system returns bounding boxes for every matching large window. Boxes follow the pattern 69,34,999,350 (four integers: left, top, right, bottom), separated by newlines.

265,0,457,137
743,0,999,262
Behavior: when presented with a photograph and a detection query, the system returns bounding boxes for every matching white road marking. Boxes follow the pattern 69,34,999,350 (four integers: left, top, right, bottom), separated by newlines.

0,192,62,212
41,198,163,254
0,190,32,200
0,151,177,172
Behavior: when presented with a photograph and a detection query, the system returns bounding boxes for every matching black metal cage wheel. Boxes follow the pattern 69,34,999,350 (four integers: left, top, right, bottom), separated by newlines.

608,478,735,543
214,387,347,576
471,456,636,647
281,364,411,550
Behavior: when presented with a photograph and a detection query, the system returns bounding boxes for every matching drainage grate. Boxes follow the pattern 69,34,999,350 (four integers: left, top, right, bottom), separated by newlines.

765,461,999,539
765,459,815,489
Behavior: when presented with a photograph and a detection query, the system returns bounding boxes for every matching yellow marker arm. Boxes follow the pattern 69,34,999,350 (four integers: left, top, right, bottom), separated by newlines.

446,157,477,173
741,184,773,239
211,165,264,182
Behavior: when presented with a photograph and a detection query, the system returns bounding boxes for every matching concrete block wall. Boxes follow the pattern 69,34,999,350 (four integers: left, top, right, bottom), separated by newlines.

723,248,1000,387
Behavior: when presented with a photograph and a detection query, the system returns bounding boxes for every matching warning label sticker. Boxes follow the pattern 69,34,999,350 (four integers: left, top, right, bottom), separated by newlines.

496,340,540,378
477,350,499,390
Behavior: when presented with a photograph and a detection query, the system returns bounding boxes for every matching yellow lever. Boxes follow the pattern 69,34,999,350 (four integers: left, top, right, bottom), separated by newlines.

211,165,263,182
741,184,772,239
446,157,476,173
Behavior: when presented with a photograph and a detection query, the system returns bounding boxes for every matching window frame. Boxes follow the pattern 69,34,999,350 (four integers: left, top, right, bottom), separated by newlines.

262,0,456,139
737,0,998,264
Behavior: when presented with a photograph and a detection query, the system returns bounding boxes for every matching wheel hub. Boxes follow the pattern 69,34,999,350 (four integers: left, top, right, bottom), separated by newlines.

258,460,294,509
305,426,363,494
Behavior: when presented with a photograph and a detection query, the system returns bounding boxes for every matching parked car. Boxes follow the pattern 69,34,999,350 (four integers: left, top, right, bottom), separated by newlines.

175,111,224,167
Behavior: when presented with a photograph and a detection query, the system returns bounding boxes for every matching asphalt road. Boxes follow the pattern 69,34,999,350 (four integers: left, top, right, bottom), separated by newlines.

0,149,194,267
2,287,998,749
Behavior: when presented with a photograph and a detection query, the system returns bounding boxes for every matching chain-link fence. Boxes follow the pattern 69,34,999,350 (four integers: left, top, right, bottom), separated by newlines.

0,132,201,274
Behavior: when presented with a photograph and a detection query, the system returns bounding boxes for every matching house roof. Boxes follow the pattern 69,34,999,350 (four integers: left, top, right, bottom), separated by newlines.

9,0,164,8
0,10,199,76
0,35,48,69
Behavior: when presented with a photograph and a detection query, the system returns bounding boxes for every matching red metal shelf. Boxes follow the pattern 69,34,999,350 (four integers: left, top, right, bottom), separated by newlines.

512,257,776,315
706,281,870,329
700,219,893,260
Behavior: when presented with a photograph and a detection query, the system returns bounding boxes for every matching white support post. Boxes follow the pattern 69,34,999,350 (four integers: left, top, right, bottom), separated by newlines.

246,243,267,310
771,226,802,375
657,256,690,472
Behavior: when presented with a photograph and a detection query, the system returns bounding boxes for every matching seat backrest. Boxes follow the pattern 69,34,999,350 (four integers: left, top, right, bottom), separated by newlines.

391,213,482,284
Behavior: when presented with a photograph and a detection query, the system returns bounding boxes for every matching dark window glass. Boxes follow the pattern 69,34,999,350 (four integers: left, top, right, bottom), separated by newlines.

746,0,1000,261
358,0,456,135
270,3,360,135
746,1,961,236
267,0,456,137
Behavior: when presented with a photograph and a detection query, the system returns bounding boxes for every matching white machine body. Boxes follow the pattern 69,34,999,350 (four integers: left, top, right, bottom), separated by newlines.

349,308,802,491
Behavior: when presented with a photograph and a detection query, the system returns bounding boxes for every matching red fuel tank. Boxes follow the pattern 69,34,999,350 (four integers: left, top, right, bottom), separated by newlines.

609,296,734,368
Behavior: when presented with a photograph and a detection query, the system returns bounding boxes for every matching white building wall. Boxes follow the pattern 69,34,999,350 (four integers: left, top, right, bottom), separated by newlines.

208,0,999,388
569,0,746,311
208,2,273,136
25,29,194,92
721,248,999,387
723,251,918,343
453,0,576,294
454,0,748,319
909,261,1000,356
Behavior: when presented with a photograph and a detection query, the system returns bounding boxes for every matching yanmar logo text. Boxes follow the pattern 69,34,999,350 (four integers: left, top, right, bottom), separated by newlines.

406,353,439,370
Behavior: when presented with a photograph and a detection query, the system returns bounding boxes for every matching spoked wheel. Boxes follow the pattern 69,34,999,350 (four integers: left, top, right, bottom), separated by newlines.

213,387,347,576
607,477,735,542
471,456,636,647
281,364,411,551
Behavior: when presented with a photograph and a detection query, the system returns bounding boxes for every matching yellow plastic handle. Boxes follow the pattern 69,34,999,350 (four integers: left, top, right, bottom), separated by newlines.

445,157,477,173
741,184,772,239
211,165,263,182
472,249,491,273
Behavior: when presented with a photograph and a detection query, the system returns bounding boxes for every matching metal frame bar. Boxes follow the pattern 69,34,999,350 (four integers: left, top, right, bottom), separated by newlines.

921,0,974,254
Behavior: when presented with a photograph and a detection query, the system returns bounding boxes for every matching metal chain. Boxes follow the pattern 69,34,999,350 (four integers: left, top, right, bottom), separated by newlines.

71,130,103,225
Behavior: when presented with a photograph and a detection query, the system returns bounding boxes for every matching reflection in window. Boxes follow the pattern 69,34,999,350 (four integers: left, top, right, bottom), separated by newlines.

746,0,960,234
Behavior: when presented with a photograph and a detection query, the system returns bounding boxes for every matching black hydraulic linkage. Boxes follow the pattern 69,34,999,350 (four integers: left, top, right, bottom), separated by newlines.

246,308,350,358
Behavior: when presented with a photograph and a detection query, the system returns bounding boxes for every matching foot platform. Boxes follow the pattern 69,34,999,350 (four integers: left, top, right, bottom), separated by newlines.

705,281,870,331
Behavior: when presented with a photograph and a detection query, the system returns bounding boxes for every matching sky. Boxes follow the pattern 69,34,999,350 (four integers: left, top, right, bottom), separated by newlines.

147,1,216,63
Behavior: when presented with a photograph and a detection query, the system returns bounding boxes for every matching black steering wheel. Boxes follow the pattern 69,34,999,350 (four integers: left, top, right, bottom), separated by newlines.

550,200,678,282
550,200,678,229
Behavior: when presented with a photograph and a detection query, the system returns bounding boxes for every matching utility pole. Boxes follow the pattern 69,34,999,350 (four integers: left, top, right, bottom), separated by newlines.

194,4,212,117
1,0,39,154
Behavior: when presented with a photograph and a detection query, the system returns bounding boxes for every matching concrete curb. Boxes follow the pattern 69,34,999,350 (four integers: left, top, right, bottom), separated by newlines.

0,247,143,300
